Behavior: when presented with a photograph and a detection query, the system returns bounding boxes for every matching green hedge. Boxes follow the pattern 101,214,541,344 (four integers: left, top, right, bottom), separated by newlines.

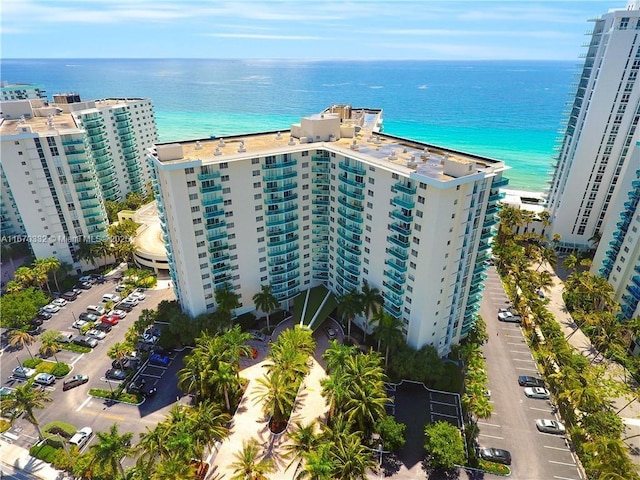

30,443,60,463
43,421,76,438
22,359,71,377
60,343,91,354
89,388,142,404
22,358,43,368
476,459,510,476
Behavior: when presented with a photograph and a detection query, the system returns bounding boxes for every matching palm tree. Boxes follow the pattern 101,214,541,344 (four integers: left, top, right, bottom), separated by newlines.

95,238,113,268
112,242,137,265
33,258,56,294
297,443,335,480
372,313,404,369
216,284,241,328
284,421,320,474
189,400,231,458
77,239,99,267
210,361,238,412
8,329,35,360
322,341,357,375
359,281,383,343
108,342,133,370
230,438,275,480
336,288,362,340
253,284,280,331
87,423,134,479
13,266,35,289
39,330,61,362
2,380,52,439
254,370,298,430
328,431,377,479
151,455,195,480
136,424,172,473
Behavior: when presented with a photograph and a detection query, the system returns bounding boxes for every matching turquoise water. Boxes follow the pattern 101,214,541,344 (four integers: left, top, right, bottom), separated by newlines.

1,59,575,191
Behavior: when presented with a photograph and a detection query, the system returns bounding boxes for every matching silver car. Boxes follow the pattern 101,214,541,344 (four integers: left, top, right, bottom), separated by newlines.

536,419,565,434
33,373,56,386
524,387,550,399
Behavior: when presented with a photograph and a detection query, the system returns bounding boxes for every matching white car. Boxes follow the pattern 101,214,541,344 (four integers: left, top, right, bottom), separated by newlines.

129,290,146,301
42,304,61,314
524,387,550,399
33,373,56,386
86,329,107,340
72,319,88,330
12,366,36,379
141,333,158,344
111,309,127,318
124,296,139,306
51,298,68,307
536,419,565,435
102,293,121,303
69,427,93,449
115,284,127,292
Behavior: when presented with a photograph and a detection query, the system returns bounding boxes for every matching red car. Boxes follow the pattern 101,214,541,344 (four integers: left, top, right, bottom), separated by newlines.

100,315,119,326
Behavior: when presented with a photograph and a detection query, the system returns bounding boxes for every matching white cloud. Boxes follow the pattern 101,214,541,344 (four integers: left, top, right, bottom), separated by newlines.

205,33,326,40
377,29,574,39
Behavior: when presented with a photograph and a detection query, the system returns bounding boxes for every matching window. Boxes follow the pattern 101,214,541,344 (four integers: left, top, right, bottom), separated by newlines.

418,196,425,204
187,180,196,187
253,170,260,176
195,229,203,236
224,199,232,206
193,218,202,224
253,182,261,188
257,226,264,232
416,210,423,218
185,167,194,174
189,193,198,200
198,252,207,258
191,206,200,213
221,175,229,181
220,162,228,169
223,187,231,194
252,158,259,164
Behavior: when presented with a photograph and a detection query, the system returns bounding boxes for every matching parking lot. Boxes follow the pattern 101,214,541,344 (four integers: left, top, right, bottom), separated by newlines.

479,266,583,480
0,266,179,452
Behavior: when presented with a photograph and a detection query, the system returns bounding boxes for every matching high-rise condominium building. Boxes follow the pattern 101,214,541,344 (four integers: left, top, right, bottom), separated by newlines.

150,107,508,354
0,91,158,270
1,81,47,101
547,1,640,250
592,142,640,319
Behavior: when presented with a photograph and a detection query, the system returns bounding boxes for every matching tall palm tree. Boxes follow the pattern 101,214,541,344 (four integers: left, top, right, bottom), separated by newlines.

189,400,231,458
230,438,275,480
87,423,134,479
39,330,61,362
283,421,320,474
33,258,55,294
359,281,383,343
8,329,35,360
215,284,241,328
328,431,377,479
372,313,404,369
94,239,113,268
253,284,280,330
336,288,362,340
13,266,36,289
2,380,52,439
254,370,298,429
297,443,335,480
151,455,195,480
322,341,357,375
77,239,99,267
210,361,238,412
108,342,133,370
136,424,172,473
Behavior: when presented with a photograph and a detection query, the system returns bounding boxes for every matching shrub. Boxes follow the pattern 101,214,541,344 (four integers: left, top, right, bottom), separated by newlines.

43,421,76,438
22,358,43,369
477,459,510,476
0,419,10,433
375,414,407,451
89,388,142,404
30,443,60,463
49,363,71,377
60,343,91,354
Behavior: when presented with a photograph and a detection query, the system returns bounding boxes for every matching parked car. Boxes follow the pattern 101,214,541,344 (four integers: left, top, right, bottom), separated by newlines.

536,419,566,434
33,373,56,386
86,305,106,316
93,323,112,333
129,290,146,301
111,309,127,318
117,302,135,312
524,387,550,399
105,368,126,381
69,427,93,449
123,296,139,306
12,366,36,379
79,312,99,322
86,329,107,340
73,335,98,348
72,319,88,330
56,332,75,343
61,291,79,301
518,376,546,388
325,326,337,339
37,311,53,320
30,317,44,327
76,281,92,290
115,284,127,292
63,374,89,391
100,315,119,326
479,448,512,465
127,377,156,396
78,275,94,284
141,333,158,345
51,298,68,307
91,274,106,284
497,311,522,323
42,304,61,314
102,293,121,303
149,353,170,366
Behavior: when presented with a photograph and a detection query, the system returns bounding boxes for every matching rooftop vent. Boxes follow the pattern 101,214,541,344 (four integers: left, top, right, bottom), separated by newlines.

195,141,202,150
421,148,430,160
214,147,222,156
288,136,296,146
237,141,246,153
350,139,359,150
388,150,398,160
218,138,225,147
374,136,382,145
275,132,282,140
328,134,336,142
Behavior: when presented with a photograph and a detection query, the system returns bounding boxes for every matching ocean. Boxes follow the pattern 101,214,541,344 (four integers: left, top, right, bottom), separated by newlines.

0,59,578,192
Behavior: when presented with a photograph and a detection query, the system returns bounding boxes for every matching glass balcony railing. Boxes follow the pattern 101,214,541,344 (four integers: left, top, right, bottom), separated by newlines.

263,170,297,182
271,262,300,276
267,234,299,248
387,246,409,261
266,214,298,227
207,231,228,242
267,223,298,237
268,252,299,267
393,196,414,209
264,182,298,194
200,184,222,194
338,174,365,188
389,223,411,236
265,204,297,216
391,209,413,223
311,218,330,226
336,247,361,266
208,243,229,254
263,158,297,170
337,228,362,245
394,181,417,195
198,171,221,181
203,209,225,219
387,235,409,249
337,196,364,212
337,257,359,276
265,193,298,205
337,217,362,235
338,161,366,176
268,244,298,258
338,184,364,201
385,258,407,273
384,269,406,284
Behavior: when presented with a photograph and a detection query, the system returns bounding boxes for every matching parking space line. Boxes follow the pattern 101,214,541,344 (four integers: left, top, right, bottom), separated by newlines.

553,476,579,480
544,445,570,451
478,433,504,440
530,407,553,412
76,396,91,412
509,350,530,354
513,358,535,362
516,367,539,372
549,460,576,467
507,342,526,346
477,421,501,428
142,374,162,379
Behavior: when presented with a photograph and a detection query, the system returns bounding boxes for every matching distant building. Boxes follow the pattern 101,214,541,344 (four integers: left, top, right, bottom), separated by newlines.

547,1,640,251
592,142,640,320
149,106,508,354
0,91,158,271
0,81,46,102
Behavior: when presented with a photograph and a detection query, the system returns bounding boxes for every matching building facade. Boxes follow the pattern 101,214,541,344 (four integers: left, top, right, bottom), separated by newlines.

547,1,640,250
592,142,640,320
0,82,47,102
0,92,158,270
150,109,508,354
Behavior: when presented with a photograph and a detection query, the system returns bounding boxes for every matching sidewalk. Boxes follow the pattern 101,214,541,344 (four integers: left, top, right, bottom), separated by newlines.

540,262,640,468
0,441,71,479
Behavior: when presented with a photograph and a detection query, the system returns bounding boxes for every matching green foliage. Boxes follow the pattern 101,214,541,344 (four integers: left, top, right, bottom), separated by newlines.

60,343,91,354
43,421,77,437
387,343,445,387
423,421,466,470
582,410,624,439
89,388,141,404
375,414,407,451
29,443,60,463
105,200,126,223
125,191,144,210
0,419,11,433
22,358,43,368
477,459,510,475
49,363,71,377
235,311,257,330
0,287,50,329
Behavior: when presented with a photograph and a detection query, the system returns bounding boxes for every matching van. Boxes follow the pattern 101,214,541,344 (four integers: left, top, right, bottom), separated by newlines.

86,305,106,316
57,331,74,343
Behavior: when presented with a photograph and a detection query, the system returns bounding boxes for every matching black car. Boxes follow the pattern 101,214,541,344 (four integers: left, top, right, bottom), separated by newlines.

105,368,126,381
37,311,53,320
61,291,78,301
94,323,112,333
518,375,546,388
30,317,44,327
79,312,99,322
479,448,512,465
90,274,106,284
127,378,157,397
117,302,135,312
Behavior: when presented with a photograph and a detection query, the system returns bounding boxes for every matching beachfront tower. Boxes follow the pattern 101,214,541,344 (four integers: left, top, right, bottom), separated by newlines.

547,1,640,251
149,107,509,355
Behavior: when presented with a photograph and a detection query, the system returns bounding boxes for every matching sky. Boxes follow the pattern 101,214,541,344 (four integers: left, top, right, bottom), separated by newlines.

1,0,624,60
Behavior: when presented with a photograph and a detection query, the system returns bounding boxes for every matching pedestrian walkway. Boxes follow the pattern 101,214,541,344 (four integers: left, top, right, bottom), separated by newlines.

0,442,71,479
540,261,640,469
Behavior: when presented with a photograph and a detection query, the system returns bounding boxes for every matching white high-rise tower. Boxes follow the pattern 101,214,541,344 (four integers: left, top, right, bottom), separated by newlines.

547,1,640,250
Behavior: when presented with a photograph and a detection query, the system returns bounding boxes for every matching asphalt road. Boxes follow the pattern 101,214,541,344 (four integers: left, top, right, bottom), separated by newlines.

479,266,583,480
0,266,179,455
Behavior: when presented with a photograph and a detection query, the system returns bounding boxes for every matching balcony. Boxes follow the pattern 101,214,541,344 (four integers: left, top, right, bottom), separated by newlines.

337,227,362,245
263,158,297,170
337,273,359,291
311,218,330,226
200,184,223,194
394,181,416,195
337,196,364,212
337,207,363,223
311,165,329,174
312,155,330,163
265,203,297,216
393,196,414,209
384,268,406,285
264,182,298,194
492,178,509,188
312,227,328,236
271,262,300,276
337,257,359,276
208,243,228,254
265,193,298,205
339,174,365,188
385,258,407,274
266,214,298,227
337,218,362,235
202,195,223,207
267,234,299,248
203,209,225,219
387,246,408,261
312,176,330,184
210,253,230,264
338,184,364,201
391,209,413,223
339,161,366,176
313,264,329,272
312,197,329,206
205,220,226,231
312,187,330,196
263,170,297,182
389,222,411,236
207,231,227,243
382,291,403,309
268,251,299,267
387,235,409,249
383,280,404,296
268,243,298,257
336,247,361,267
198,171,221,181
267,223,298,237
